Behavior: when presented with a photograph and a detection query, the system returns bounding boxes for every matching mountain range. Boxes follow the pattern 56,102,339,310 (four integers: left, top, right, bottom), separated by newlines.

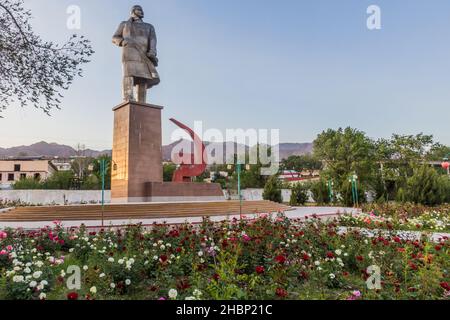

0,141,313,161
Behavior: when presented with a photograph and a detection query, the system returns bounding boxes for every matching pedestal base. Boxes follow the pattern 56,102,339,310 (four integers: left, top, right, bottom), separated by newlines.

144,182,225,202
111,101,163,202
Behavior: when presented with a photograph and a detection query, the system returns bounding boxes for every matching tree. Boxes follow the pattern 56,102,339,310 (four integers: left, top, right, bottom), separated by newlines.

374,134,442,200
42,171,74,190
289,183,309,206
0,0,94,116
262,176,283,203
89,155,112,189
405,166,449,206
309,179,331,205
281,154,322,174
313,127,376,203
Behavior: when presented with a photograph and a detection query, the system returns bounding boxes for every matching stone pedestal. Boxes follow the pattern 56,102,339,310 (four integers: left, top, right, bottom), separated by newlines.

146,182,224,202
111,101,163,203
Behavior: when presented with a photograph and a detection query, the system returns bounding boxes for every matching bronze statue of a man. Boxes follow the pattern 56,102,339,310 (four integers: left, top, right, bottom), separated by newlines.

112,5,160,103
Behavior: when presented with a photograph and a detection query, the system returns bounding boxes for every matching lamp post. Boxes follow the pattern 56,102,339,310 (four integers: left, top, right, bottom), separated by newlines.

228,162,248,219
100,158,107,227
237,163,242,218
327,179,334,203
349,174,359,208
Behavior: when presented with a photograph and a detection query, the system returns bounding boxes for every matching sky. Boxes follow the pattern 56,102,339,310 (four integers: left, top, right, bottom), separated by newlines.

1,0,450,150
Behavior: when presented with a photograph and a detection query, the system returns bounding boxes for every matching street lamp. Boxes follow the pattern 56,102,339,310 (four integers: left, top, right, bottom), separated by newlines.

227,162,250,219
349,174,359,208
327,179,334,203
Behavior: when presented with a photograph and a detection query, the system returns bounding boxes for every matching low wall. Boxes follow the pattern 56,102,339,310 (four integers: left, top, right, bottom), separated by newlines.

0,188,306,205
242,189,293,202
0,190,111,205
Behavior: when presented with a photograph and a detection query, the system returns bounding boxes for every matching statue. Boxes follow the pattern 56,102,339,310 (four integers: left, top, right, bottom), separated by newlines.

112,5,160,103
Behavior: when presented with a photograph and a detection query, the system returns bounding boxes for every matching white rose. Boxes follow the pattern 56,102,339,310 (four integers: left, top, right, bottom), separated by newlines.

168,289,178,299
39,292,47,300
29,281,37,288
125,279,131,286
90,286,97,294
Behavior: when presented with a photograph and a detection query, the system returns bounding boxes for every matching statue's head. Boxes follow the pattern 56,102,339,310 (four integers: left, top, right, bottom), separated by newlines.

130,5,144,19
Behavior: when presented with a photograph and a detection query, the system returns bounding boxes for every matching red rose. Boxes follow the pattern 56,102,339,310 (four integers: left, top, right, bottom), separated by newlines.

440,282,450,291
255,266,265,274
275,255,286,264
302,253,310,261
435,245,442,251
326,252,334,259
275,288,288,298
160,254,168,262
67,292,79,300
356,255,364,262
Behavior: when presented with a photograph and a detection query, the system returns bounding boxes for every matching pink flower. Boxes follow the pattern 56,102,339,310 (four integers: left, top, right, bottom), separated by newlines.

0,231,7,239
242,234,251,242
347,290,362,300
6,245,12,251
0,250,7,256
352,290,361,297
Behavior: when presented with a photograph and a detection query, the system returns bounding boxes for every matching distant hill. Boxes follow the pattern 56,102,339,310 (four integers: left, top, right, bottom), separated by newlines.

0,141,313,161
0,141,111,159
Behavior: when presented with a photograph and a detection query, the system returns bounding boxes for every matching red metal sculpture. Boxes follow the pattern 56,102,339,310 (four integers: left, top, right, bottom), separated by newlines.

170,118,207,182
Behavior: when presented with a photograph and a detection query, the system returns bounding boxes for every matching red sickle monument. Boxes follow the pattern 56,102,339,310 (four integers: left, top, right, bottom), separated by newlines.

169,118,207,183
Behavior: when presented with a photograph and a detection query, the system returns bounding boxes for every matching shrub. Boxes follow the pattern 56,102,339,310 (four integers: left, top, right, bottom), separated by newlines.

405,166,449,206
12,177,43,190
262,176,283,203
289,183,309,206
309,179,330,205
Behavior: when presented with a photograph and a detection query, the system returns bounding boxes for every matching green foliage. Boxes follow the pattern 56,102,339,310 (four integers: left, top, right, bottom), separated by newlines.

281,154,322,172
338,179,366,207
12,177,42,190
13,171,74,190
89,155,112,189
289,183,309,206
405,166,449,206
81,175,100,190
163,163,177,182
313,127,376,203
309,179,330,205
262,176,283,203
42,171,74,190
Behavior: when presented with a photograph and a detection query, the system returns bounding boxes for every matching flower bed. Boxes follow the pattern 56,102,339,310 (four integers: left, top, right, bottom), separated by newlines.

341,205,450,233
0,215,449,300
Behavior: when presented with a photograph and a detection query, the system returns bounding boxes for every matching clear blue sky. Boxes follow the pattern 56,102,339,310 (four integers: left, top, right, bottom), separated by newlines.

1,0,450,149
